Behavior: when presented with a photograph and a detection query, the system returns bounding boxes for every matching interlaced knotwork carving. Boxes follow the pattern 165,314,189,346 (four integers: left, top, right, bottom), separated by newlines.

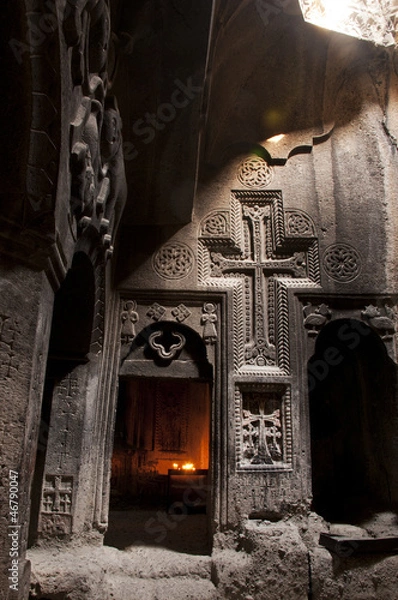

146,303,166,321
152,243,194,280
238,156,273,188
200,211,230,237
323,243,361,282
285,210,315,237
171,304,192,323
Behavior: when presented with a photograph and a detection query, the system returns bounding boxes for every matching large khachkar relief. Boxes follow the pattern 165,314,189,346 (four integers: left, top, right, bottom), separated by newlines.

65,0,127,258
198,191,320,374
235,385,292,471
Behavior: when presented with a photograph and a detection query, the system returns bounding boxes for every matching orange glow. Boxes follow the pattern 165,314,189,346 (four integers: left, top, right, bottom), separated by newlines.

171,461,196,471
182,462,195,471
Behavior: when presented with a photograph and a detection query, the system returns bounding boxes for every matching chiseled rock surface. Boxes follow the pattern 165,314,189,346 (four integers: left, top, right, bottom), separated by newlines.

310,546,398,600
212,520,309,600
28,545,217,600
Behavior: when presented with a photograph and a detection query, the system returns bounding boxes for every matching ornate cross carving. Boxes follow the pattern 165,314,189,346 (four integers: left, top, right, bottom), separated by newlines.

243,401,282,465
199,192,318,371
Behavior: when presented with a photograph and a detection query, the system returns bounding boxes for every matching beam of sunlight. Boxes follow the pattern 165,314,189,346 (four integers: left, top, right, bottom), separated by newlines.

297,0,396,46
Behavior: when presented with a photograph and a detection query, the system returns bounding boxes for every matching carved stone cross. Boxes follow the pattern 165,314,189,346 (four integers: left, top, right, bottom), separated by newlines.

243,400,281,465
43,476,73,514
209,202,307,366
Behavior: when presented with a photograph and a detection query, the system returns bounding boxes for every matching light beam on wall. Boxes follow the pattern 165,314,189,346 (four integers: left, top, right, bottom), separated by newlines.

297,0,398,46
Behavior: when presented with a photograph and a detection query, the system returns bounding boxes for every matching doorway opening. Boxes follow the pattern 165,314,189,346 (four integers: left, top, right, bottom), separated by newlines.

105,377,212,554
309,318,398,525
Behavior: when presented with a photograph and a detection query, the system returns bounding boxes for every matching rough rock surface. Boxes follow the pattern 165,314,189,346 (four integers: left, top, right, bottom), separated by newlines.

212,521,309,600
310,547,398,600
28,545,217,600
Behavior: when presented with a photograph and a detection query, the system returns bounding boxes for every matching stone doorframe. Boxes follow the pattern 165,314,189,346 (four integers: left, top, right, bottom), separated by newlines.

95,291,228,534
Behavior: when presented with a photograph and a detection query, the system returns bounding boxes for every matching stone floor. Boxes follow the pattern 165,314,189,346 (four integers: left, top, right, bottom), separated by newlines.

28,509,216,600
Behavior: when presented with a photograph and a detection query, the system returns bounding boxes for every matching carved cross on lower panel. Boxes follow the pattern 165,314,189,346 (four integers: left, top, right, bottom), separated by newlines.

236,386,292,471
42,475,73,514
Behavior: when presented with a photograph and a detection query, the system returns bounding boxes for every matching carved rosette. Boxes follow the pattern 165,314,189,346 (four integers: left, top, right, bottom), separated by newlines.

238,156,273,188
323,243,362,283
285,210,315,238
152,242,195,280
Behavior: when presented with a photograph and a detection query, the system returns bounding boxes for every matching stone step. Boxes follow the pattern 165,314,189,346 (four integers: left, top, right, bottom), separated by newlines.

28,545,217,600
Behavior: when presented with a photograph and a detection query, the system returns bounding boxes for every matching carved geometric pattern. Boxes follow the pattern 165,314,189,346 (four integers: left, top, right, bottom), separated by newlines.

155,382,188,453
285,210,315,237
200,210,230,238
236,385,292,471
152,242,194,280
146,303,167,321
238,156,273,188
171,304,192,322
323,243,361,282
199,191,321,374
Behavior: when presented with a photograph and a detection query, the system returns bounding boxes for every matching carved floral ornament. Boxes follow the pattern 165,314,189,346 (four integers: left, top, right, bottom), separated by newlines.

302,302,397,343
152,242,195,280
238,156,273,188
323,243,362,283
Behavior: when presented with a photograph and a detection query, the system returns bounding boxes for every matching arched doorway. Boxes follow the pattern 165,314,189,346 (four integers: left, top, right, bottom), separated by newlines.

309,318,398,524
105,321,213,554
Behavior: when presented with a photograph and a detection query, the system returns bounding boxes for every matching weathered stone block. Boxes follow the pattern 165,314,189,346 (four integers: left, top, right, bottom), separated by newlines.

213,521,309,600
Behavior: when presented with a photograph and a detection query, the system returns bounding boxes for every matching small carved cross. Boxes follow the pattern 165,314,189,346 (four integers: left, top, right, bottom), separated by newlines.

43,476,72,513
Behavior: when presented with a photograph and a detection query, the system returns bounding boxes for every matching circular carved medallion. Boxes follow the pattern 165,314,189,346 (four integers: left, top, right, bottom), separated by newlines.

238,156,273,188
152,242,194,280
323,244,361,283
286,211,314,236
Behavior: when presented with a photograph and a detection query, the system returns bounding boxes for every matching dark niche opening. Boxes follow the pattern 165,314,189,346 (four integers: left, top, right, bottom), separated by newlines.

48,252,95,361
105,377,211,554
309,318,398,525
28,252,96,546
